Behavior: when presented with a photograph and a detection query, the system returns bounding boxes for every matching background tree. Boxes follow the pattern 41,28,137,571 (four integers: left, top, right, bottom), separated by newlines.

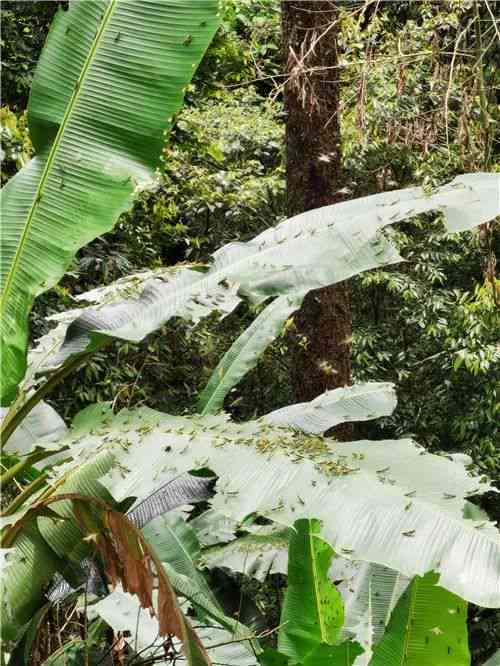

281,0,353,440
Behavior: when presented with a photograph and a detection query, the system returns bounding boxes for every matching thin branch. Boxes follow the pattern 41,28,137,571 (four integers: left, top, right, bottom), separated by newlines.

444,18,475,155
483,0,500,43
225,49,435,94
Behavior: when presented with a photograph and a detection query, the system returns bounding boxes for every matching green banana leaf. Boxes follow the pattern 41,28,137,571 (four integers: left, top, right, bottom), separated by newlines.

198,294,303,415
302,641,364,665
1,450,115,643
143,512,219,609
1,524,65,644
278,519,344,663
0,0,219,406
369,572,469,666
259,650,291,666
50,393,499,607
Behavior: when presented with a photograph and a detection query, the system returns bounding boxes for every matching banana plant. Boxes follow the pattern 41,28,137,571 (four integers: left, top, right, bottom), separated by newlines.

0,0,220,406
2,2,500,663
2,172,500,661
0,0,221,660
52,387,499,608
260,519,363,666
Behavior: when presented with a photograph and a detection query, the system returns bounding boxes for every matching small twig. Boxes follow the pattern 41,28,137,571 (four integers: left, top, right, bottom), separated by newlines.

134,605,141,655
57,601,80,639
460,24,497,87
444,18,475,156
204,635,257,650
410,350,448,368
483,0,500,43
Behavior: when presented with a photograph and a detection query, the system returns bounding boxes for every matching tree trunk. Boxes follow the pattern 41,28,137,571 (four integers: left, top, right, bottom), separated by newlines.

282,0,353,440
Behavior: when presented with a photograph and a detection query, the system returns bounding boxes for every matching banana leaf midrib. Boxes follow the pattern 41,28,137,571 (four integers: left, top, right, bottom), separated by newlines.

401,581,418,665
1,0,117,310
310,528,328,644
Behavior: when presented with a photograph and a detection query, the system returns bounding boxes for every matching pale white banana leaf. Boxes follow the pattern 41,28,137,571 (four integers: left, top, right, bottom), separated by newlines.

25,173,499,380
94,587,259,665
190,509,240,547
195,626,259,666
17,270,174,392
43,268,241,370
201,524,291,581
1,401,66,460
94,587,169,659
142,513,219,607
211,172,499,302
51,395,500,607
330,560,410,665
263,382,397,433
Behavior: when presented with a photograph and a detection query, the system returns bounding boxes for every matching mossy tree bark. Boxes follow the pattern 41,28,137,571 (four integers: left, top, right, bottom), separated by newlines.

282,0,353,440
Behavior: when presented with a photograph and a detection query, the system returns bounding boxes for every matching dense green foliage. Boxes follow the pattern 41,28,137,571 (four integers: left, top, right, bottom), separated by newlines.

0,1,61,110
338,1,500,480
